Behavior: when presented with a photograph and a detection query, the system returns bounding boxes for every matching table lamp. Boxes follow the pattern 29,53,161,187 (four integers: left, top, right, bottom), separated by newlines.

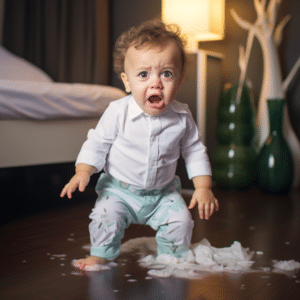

162,0,225,143
162,0,225,52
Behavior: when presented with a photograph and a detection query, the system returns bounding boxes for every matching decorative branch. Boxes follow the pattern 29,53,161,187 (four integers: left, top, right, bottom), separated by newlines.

254,0,267,25
274,15,291,46
267,0,281,33
231,8,264,41
236,28,255,103
238,45,245,71
231,8,257,103
230,9,252,31
254,0,269,33
282,55,300,93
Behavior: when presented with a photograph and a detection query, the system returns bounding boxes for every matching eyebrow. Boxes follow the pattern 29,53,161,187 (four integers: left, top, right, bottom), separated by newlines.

137,64,177,70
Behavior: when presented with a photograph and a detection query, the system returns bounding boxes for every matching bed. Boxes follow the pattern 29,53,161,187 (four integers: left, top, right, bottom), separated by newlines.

0,45,126,168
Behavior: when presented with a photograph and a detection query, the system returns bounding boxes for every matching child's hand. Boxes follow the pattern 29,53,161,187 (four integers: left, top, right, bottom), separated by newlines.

60,163,96,199
188,188,219,220
60,172,90,199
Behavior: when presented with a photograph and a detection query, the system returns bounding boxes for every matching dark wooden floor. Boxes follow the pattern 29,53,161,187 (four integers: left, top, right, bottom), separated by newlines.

1,186,300,300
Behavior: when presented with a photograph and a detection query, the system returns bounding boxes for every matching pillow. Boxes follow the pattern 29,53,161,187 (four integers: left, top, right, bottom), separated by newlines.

0,46,53,82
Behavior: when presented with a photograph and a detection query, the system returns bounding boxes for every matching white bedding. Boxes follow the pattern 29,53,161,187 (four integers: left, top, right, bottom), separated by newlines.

0,46,126,120
0,80,126,119
0,45,54,82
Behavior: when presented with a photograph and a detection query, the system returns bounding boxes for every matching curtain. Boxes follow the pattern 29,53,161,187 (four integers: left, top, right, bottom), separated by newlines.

3,0,110,85
0,0,4,44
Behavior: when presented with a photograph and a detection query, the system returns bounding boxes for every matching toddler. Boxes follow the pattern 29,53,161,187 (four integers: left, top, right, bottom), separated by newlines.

61,19,219,270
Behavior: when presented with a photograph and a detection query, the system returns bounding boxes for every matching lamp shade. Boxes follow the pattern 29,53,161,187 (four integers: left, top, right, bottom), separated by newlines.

162,0,225,51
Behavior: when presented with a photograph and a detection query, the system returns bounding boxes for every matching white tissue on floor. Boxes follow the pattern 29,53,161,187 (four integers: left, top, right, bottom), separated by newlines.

148,266,175,278
73,237,300,279
121,237,300,278
272,260,300,271
51,254,67,258
131,237,255,278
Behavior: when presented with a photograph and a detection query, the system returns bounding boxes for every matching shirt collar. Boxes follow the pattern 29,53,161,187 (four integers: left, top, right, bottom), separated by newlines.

169,100,189,114
128,95,188,120
128,96,144,120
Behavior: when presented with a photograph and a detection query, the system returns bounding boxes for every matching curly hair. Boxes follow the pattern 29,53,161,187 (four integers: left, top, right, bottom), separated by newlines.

113,19,187,77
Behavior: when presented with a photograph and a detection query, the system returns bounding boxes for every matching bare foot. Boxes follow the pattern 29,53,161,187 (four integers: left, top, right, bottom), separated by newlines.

75,256,108,270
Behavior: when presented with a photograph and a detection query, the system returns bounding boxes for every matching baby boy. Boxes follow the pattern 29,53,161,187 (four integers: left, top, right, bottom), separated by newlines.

61,19,219,270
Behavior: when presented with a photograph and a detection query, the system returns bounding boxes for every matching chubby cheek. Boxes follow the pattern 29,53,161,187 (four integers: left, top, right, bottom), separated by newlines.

165,84,179,102
137,84,149,97
132,88,148,104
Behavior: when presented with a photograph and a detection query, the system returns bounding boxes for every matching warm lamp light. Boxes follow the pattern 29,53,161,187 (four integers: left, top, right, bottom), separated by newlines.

162,0,225,52
162,0,225,145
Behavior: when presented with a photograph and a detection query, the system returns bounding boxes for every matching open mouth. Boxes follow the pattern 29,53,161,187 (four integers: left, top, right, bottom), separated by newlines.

147,95,165,109
148,95,161,102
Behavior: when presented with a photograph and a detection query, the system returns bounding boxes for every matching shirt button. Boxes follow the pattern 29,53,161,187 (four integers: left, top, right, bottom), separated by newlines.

152,136,156,141
152,116,157,120
151,161,156,167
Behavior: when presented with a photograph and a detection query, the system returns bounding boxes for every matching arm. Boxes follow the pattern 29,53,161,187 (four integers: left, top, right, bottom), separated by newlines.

61,101,121,199
179,109,218,219
189,175,219,220
60,163,97,199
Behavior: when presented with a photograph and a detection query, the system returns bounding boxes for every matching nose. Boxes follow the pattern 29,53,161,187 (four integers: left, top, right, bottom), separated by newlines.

150,75,163,89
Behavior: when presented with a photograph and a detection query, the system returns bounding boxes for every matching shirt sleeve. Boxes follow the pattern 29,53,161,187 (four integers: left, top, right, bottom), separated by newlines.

180,110,212,179
75,101,119,172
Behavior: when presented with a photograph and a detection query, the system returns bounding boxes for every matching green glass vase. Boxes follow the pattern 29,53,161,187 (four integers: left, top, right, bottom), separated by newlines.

211,84,256,190
257,99,294,195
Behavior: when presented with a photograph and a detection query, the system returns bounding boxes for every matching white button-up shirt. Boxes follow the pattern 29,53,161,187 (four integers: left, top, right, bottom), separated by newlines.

76,95,212,190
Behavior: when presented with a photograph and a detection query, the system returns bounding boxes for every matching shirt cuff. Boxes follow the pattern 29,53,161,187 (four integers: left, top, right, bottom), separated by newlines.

75,150,105,173
186,161,212,179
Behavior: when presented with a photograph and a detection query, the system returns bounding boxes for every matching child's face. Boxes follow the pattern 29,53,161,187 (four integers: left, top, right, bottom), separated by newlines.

121,41,184,115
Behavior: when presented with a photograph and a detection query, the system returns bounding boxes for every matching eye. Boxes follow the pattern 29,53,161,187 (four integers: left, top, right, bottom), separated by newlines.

138,71,149,79
162,70,173,78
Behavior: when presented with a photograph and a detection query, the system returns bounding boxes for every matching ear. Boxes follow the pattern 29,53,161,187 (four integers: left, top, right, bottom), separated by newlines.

121,72,131,93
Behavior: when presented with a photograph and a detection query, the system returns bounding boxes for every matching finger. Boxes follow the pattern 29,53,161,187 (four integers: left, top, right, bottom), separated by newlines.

60,184,69,198
210,202,215,217
78,182,86,192
67,188,73,199
215,198,219,211
189,198,197,209
79,180,87,192
67,183,78,199
60,188,65,198
198,203,204,219
205,204,211,220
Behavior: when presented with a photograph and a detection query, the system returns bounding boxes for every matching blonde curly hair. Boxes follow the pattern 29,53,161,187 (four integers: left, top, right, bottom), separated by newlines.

113,19,187,77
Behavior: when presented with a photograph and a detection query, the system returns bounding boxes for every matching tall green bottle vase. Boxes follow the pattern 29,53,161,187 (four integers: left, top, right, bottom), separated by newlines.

211,84,256,190
257,99,294,195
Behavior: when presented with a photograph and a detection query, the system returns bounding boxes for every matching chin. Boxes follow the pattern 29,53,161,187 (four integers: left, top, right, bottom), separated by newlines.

145,107,167,116
144,102,170,116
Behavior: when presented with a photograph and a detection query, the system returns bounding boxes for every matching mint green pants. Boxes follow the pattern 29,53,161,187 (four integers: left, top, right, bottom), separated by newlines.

89,173,194,260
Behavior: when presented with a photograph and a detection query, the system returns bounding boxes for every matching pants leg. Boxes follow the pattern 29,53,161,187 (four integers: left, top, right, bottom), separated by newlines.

89,193,136,260
146,188,194,258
